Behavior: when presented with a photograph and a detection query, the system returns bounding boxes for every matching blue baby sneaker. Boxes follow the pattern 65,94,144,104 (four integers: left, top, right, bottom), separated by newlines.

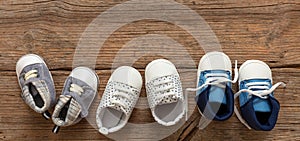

16,54,56,120
234,60,285,131
187,51,238,121
52,67,98,133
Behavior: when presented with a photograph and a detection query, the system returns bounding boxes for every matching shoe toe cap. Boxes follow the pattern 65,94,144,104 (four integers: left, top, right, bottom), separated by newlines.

239,60,272,82
110,66,142,90
145,59,178,83
70,67,99,90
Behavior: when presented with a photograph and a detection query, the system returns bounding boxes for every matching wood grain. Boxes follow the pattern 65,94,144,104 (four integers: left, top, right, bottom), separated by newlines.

0,0,299,140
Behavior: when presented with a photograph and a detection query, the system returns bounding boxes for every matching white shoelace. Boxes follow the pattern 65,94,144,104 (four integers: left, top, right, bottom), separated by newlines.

110,84,135,111
153,79,176,101
234,81,286,129
24,70,38,80
70,84,84,96
185,60,238,118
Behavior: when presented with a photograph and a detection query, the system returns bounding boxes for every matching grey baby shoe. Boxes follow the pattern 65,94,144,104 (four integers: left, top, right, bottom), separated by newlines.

52,67,98,133
16,54,56,119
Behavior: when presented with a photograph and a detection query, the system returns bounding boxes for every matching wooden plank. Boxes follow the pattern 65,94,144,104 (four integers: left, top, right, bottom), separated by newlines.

0,0,299,71
0,0,299,140
0,68,299,140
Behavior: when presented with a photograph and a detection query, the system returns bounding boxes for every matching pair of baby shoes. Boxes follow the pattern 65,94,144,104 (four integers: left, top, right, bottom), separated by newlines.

187,51,285,131
96,59,186,135
16,54,98,133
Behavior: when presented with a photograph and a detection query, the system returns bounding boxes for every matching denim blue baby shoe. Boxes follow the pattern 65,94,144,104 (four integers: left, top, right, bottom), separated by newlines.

52,67,98,133
16,54,56,119
187,51,238,121
234,60,285,131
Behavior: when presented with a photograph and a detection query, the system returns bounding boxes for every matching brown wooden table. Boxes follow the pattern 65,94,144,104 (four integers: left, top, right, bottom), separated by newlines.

0,0,299,140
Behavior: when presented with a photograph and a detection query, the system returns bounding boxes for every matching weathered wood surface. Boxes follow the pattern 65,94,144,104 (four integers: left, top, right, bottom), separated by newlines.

0,0,299,140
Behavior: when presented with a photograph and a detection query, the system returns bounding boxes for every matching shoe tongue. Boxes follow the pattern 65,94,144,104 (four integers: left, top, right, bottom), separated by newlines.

52,95,82,126
253,97,271,112
208,86,226,104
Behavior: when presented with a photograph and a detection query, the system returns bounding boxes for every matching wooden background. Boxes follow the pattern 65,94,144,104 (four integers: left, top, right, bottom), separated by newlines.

0,0,299,140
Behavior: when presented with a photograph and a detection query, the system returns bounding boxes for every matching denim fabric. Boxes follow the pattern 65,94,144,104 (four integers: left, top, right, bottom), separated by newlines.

52,76,97,127
239,79,280,131
196,70,231,96
61,76,96,117
195,85,234,121
239,79,273,109
195,70,234,121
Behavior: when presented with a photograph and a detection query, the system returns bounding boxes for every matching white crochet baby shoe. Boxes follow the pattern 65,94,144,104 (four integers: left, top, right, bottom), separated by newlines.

96,66,142,135
145,59,185,126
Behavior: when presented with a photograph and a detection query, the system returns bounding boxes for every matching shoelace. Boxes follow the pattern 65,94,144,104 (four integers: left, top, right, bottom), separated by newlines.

185,60,238,118
153,79,176,102
24,70,38,80
234,81,286,129
70,84,84,96
110,84,135,111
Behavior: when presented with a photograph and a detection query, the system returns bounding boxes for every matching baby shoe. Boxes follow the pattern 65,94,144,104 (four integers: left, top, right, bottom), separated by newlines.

234,60,285,130
52,67,98,133
187,51,238,121
96,66,142,135
16,54,56,119
145,59,185,126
